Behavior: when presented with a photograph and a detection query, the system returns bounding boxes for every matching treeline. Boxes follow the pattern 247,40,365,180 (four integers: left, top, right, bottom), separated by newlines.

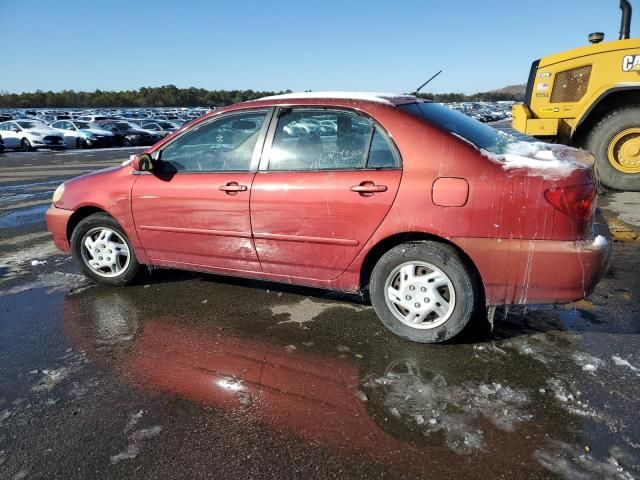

0,85,522,108
0,85,292,108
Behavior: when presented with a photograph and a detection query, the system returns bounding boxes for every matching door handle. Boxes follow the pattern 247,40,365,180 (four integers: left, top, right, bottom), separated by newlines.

350,182,388,196
219,182,248,194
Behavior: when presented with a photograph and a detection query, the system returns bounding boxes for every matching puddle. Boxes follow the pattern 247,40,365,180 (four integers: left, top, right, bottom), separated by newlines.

0,204,48,228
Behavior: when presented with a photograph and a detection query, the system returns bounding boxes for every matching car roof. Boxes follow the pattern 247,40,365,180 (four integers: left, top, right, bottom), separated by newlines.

258,91,419,106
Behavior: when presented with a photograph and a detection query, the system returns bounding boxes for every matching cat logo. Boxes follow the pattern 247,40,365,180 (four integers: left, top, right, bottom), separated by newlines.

622,54,640,72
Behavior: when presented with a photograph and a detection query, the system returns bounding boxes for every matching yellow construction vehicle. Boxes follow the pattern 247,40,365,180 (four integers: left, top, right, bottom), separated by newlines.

512,0,640,191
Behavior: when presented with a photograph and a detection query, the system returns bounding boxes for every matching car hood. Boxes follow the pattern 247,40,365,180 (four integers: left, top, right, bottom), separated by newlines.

25,128,62,135
123,129,152,135
81,128,114,136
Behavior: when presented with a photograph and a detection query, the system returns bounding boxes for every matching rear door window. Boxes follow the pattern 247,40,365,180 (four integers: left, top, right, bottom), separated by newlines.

267,109,399,171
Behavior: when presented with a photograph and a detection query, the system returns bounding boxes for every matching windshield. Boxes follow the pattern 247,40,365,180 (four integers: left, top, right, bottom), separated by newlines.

399,102,514,154
16,121,45,129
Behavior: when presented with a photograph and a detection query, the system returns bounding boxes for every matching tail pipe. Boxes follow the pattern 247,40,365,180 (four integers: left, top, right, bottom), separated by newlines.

620,0,632,40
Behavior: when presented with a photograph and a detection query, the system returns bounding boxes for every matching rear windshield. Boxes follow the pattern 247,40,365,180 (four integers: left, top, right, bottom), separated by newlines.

399,102,510,154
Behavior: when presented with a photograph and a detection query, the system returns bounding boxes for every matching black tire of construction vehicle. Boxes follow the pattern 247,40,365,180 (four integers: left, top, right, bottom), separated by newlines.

71,213,140,286
586,106,640,192
369,241,477,343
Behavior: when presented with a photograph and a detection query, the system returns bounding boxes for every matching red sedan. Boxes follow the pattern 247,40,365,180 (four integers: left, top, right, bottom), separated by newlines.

46,92,612,343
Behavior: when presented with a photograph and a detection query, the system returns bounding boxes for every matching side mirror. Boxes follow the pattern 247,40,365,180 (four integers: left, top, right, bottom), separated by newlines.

131,153,154,172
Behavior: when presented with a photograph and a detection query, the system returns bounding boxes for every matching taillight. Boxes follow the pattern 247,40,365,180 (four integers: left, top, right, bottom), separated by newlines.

544,184,596,221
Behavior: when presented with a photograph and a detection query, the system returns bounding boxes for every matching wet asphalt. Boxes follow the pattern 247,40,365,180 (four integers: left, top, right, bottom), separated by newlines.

1,146,639,480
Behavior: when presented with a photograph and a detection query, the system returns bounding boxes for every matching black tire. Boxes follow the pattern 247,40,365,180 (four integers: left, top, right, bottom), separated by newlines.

123,138,132,147
70,213,140,286
369,241,477,343
586,106,640,191
21,138,33,152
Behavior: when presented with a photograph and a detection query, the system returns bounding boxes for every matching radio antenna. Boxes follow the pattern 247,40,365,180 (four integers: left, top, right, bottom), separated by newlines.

412,70,443,95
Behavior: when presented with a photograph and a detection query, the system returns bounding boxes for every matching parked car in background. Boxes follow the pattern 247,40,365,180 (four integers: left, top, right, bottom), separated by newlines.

76,114,113,122
95,120,162,146
0,120,64,150
142,121,180,137
45,92,611,344
50,120,116,148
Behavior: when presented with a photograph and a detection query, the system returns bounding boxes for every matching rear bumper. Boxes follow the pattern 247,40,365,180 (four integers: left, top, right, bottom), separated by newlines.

45,205,73,253
453,211,612,305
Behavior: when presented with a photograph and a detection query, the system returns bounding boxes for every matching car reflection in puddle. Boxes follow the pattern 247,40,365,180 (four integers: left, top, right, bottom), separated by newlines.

59,282,637,478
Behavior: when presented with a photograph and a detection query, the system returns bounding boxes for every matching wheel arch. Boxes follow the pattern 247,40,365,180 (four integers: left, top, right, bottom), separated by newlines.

572,86,640,147
358,232,486,307
66,206,109,242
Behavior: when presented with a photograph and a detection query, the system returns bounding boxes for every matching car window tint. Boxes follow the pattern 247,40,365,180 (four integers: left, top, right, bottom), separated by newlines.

367,128,399,168
269,109,373,171
159,111,266,172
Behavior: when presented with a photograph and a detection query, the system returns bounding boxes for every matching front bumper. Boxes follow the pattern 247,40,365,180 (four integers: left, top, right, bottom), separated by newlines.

31,136,65,147
85,136,116,148
45,205,73,253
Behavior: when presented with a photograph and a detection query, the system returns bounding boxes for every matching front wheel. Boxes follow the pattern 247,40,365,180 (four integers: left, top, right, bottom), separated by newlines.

21,138,33,152
70,213,140,286
369,241,477,343
586,106,640,191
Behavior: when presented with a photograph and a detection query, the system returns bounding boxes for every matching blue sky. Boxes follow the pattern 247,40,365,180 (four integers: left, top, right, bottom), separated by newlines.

0,0,637,94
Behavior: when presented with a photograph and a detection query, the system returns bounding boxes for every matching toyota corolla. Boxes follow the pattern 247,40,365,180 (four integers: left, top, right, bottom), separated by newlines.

45,92,611,343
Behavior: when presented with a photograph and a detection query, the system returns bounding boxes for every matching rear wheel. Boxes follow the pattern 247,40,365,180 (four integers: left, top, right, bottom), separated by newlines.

586,106,640,191
71,213,140,286
369,241,477,343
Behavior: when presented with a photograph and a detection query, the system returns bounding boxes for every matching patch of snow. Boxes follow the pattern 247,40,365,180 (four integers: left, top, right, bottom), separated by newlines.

366,361,531,454
354,389,368,402
612,356,639,373
0,241,60,278
546,378,601,420
111,426,162,465
271,298,366,326
0,410,12,423
591,235,608,249
131,426,162,442
0,272,90,297
30,260,47,266
284,345,297,354
110,444,140,464
124,410,144,433
573,352,604,373
259,91,411,105
481,141,583,179
536,441,635,480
